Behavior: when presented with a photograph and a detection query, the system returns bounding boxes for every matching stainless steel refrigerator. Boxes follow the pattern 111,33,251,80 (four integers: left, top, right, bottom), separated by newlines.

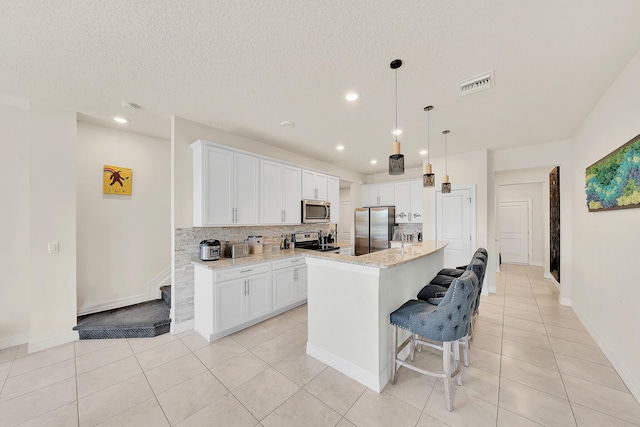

355,206,396,255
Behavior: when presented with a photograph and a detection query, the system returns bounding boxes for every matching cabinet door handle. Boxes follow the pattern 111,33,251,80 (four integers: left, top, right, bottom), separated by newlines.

246,279,250,296
294,269,298,281
240,269,253,273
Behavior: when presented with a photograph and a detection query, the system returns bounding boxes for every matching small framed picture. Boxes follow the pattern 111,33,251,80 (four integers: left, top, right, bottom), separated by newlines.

103,165,132,195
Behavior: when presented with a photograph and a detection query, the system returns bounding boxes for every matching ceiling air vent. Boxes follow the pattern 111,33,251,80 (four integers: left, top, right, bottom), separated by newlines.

458,70,494,96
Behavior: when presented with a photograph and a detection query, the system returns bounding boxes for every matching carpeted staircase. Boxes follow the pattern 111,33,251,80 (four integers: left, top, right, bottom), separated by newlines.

74,286,172,339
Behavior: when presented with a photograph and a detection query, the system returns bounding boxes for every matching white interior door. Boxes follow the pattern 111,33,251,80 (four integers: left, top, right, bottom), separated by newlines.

436,189,472,268
339,201,352,243
498,201,529,264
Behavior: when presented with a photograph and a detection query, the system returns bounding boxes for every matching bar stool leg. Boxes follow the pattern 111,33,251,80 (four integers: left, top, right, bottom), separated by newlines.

461,335,470,367
391,325,398,385
409,334,415,361
443,341,453,411
453,340,462,386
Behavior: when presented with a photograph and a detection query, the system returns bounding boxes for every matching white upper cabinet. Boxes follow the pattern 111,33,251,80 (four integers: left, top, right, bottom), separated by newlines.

393,179,423,223
362,183,395,206
302,170,328,201
394,181,411,222
328,176,340,223
409,179,424,222
192,141,259,226
261,160,301,224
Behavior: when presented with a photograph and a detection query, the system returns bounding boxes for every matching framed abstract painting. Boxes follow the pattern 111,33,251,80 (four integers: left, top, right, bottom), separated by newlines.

586,133,640,211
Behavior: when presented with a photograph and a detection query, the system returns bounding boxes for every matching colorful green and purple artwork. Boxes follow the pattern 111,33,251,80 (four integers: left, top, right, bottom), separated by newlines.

586,133,640,212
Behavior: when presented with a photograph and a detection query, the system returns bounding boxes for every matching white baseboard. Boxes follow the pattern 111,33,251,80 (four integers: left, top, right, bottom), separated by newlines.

559,296,572,307
28,330,78,354
78,266,171,316
148,266,171,298
530,261,543,267
171,319,194,335
573,308,640,403
306,341,386,392
0,333,29,350
78,293,157,316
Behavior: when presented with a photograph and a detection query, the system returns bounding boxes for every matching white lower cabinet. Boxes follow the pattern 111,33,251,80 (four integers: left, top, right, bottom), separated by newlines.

194,262,272,341
272,257,308,311
194,257,307,342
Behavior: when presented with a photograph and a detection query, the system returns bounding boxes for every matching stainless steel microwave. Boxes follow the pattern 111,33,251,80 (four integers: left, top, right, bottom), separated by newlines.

301,199,330,223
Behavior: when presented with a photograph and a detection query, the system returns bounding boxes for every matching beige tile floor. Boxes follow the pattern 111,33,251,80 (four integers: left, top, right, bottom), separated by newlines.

1,264,639,426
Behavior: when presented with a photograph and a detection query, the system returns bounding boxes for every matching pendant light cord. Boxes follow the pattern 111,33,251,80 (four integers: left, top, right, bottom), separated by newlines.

427,110,430,163
445,133,448,175
395,69,398,143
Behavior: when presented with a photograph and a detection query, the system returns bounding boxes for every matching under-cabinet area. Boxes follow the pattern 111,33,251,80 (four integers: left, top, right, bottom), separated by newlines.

192,254,308,341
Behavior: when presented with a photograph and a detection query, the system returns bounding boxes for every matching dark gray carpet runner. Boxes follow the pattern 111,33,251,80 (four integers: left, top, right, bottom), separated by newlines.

74,286,171,339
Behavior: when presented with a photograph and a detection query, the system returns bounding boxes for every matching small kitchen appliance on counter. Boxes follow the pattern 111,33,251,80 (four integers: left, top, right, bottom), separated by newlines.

224,242,249,258
199,239,221,261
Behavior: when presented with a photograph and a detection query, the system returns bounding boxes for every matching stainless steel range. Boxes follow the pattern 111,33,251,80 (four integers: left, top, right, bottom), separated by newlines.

293,232,340,253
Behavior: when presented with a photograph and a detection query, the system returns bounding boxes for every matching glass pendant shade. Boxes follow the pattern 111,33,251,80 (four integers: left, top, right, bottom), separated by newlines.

389,141,405,175
442,174,451,193
423,163,435,187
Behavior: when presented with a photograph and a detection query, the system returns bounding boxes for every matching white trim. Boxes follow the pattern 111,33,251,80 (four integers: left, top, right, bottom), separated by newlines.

28,330,78,354
148,266,171,298
171,319,194,335
559,296,572,307
77,266,170,316
306,341,387,392
0,333,29,350
530,261,543,267
574,308,640,402
545,273,561,292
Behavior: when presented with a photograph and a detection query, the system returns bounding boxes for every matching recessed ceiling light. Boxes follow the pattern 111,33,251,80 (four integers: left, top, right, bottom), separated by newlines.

345,92,360,101
419,150,428,155
336,145,345,151
370,160,378,165
392,129,402,135
280,120,295,128
113,116,129,124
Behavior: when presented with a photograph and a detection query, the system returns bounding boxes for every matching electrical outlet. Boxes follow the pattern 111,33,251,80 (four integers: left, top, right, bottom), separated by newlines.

48,242,59,254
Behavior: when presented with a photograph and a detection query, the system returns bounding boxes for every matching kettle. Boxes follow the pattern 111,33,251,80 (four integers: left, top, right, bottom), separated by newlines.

199,239,221,261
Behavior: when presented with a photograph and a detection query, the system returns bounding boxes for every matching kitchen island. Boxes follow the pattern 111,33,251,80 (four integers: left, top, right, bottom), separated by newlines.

304,240,447,392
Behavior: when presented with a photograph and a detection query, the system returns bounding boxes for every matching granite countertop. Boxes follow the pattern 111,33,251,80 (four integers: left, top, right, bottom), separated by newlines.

304,240,447,269
192,240,447,270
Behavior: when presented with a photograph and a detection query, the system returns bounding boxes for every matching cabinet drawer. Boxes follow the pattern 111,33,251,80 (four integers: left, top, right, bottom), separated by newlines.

272,256,305,270
214,262,270,282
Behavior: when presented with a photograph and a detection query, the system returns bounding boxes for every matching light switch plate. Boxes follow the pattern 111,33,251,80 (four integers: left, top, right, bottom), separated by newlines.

48,242,59,254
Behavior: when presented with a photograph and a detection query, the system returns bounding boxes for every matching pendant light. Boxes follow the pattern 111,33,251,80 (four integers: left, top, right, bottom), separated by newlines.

389,59,404,175
441,130,451,193
423,105,435,187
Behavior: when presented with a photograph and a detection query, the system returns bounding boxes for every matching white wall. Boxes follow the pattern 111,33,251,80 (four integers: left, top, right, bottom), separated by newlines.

570,47,640,399
28,102,78,351
489,140,573,300
0,102,30,347
76,122,171,313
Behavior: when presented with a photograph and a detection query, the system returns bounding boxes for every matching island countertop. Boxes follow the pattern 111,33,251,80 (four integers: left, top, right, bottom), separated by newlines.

191,240,447,271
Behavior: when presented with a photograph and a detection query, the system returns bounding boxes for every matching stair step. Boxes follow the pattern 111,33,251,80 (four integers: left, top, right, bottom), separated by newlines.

160,285,171,307
74,300,170,340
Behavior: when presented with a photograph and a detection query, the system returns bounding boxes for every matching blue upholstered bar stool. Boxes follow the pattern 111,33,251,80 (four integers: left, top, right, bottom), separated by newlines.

390,271,477,411
419,259,485,367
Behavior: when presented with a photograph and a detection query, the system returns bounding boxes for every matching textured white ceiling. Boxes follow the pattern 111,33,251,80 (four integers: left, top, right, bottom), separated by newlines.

2,1,640,174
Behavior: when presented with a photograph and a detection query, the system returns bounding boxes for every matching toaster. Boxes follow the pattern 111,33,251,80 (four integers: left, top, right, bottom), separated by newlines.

224,243,249,258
